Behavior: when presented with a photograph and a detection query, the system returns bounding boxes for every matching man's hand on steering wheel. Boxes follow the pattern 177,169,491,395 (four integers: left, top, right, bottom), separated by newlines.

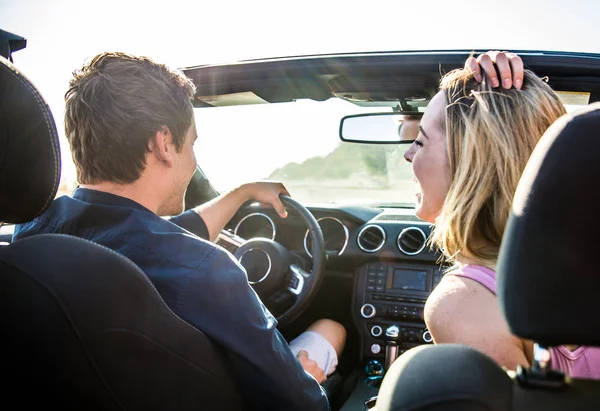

240,181,290,219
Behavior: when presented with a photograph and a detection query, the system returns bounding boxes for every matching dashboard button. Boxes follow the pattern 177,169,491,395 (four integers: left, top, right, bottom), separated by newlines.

370,325,383,337
407,329,418,342
410,309,420,320
370,343,382,355
360,304,376,319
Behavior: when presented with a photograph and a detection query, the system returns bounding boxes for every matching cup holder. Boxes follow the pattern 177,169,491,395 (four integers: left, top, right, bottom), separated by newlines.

364,359,384,388
364,395,378,410
364,375,383,388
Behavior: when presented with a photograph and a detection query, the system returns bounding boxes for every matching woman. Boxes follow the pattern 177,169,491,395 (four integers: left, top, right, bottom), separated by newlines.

404,57,600,378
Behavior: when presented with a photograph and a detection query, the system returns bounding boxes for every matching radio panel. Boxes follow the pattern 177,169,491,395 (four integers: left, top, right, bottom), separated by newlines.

364,261,443,302
354,261,444,362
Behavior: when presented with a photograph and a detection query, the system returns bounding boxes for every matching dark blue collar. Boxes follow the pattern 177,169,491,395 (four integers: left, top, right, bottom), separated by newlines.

73,188,153,214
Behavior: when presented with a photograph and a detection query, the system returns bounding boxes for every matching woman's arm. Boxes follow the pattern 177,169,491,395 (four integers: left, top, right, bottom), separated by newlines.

424,275,530,370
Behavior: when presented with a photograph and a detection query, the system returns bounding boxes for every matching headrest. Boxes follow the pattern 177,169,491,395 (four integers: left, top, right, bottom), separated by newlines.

498,103,600,347
0,30,27,60
0,56,61,224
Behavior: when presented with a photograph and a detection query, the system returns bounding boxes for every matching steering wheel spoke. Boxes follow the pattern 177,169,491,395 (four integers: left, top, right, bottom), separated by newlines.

287,264,309,295
235,195,325,327
216,229,248,254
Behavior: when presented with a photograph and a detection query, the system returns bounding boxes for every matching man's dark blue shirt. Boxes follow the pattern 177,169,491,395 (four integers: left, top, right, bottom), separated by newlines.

13,188,329,411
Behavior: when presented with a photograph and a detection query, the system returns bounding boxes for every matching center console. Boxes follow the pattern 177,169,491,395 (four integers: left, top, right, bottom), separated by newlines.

341,260,444,410
353,261,444,365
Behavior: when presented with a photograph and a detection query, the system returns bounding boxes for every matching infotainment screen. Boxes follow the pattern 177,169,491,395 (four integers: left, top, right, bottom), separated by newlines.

392,269,427,291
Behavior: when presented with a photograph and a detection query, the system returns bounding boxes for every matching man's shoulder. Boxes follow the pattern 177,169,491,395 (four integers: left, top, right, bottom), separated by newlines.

100,208,222,270
14,195,80,236
135,223,220,269
14,195,231,271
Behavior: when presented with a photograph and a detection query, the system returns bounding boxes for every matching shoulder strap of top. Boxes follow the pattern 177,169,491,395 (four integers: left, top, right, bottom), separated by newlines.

446,265,497,295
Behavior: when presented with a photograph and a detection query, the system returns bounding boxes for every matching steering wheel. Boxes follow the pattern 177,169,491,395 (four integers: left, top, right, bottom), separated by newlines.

233,195,326,327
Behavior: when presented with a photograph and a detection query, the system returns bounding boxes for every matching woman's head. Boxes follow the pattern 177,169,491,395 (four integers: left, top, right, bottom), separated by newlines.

404,69,566,266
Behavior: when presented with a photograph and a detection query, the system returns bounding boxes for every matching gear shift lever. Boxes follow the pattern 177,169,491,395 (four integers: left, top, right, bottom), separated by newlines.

384,324,401,371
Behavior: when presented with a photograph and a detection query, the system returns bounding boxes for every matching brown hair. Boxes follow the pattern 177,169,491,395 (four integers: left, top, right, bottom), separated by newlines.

431,69,566,267
65,52,196,184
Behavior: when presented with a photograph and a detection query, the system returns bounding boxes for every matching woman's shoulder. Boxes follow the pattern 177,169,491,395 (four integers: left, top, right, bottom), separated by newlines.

445,264,497,295
425,271,497,332
426,270,493,313
424,268,530,369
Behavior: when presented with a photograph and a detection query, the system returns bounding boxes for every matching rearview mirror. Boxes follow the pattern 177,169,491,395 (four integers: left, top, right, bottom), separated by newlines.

339,112,422,144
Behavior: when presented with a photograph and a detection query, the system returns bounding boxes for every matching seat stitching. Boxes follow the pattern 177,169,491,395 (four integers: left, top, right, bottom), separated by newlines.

0,59,60,216
13,234,218,336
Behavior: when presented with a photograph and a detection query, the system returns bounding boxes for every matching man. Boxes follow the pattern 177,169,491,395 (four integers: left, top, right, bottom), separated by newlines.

13,52,345,411
397,113,422,142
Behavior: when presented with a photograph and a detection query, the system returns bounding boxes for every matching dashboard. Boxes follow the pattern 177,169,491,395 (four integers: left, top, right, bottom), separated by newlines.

220,203,446,364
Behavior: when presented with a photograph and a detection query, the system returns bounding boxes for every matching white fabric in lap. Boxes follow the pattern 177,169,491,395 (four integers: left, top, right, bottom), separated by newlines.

289,330,338,376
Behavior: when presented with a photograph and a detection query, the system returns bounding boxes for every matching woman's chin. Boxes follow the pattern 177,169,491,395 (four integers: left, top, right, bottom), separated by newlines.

414,203,435,223
414,204,426,221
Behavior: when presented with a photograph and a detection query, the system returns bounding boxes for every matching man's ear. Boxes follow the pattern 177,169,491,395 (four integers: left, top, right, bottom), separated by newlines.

148,126,174,167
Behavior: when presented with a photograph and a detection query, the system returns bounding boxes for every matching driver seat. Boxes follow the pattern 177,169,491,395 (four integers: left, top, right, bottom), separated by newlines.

0,57,245,409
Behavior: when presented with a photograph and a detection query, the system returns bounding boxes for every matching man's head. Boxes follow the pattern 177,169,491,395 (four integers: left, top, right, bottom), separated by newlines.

397,113,422,142
65,52,198,215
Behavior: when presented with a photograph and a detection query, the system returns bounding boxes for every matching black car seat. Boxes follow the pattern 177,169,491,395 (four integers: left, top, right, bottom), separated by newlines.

374,103,600,411
0,57,245,410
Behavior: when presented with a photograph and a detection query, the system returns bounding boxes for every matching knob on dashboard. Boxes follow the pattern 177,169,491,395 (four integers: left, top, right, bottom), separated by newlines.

385,324,400,339
422,329,433,343
370,343,382,355
360,303,376,319
370,325,383,337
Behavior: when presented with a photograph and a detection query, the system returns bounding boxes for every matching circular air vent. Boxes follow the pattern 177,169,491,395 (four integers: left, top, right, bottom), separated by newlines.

397,227,427,255
357,224,386,253
304,217,350,258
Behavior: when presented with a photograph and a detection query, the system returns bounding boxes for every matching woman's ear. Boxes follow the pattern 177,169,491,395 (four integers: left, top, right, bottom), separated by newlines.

148,126,174,167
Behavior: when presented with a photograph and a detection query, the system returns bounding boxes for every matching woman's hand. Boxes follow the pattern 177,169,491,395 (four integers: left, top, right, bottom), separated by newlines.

465,51,524,90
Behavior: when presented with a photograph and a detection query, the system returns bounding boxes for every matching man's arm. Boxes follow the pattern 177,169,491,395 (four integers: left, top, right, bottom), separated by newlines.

176,249,330,411
193,181,290,242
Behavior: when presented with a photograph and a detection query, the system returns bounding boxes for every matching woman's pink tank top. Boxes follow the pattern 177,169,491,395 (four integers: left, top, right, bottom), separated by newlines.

448,264,600,379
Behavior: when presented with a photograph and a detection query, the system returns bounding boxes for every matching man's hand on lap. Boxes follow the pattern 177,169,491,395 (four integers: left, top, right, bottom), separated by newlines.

296,350,326,384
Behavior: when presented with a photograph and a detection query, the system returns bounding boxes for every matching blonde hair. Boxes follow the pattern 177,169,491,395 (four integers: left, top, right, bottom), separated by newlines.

431,69,566,267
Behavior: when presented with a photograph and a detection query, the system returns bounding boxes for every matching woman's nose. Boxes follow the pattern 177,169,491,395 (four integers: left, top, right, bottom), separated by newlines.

404,146,414,163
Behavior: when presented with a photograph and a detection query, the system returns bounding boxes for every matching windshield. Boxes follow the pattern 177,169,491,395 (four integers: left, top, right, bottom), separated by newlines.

194,98,417,207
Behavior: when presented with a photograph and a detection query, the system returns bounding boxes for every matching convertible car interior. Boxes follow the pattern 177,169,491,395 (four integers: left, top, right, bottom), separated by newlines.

1,30,599,410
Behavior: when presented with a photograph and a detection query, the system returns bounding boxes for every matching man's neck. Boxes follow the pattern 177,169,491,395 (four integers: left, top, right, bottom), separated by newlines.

80,180,161,214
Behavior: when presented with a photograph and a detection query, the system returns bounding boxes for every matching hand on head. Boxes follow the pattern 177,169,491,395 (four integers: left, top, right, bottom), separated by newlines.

465,50,524,90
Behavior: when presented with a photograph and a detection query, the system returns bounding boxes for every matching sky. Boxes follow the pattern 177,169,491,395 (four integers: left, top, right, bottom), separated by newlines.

2,0,599,189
